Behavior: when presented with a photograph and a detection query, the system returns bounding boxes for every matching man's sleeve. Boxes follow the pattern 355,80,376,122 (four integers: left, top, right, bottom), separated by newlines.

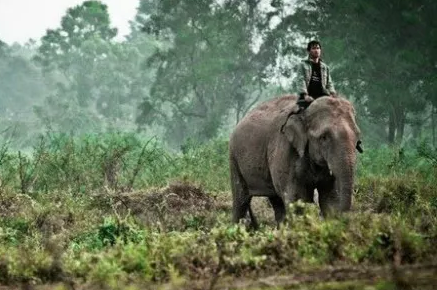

326,66,336,95
297,62,308,96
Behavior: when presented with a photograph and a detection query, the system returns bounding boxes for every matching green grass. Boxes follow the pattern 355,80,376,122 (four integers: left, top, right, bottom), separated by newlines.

0,133,436,289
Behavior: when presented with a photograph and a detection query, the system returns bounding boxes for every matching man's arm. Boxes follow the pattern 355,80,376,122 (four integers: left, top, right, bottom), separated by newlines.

325,66,336,96
297,61,308,98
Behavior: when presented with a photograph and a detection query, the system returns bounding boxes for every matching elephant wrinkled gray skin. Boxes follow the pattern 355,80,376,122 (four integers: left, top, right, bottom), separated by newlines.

229,95,361,229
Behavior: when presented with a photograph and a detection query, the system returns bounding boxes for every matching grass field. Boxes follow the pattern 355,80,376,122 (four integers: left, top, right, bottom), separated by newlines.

0,133,436,289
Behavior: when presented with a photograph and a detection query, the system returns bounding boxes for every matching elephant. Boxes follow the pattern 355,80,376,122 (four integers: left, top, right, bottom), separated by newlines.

229,94,362,229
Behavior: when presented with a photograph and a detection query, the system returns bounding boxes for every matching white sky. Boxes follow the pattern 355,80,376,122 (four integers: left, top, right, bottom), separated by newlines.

0,0,139,45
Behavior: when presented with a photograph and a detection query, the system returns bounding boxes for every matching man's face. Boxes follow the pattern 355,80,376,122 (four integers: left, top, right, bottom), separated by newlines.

309,44,321,59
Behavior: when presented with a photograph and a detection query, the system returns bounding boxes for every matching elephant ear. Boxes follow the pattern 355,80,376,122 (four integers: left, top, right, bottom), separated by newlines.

281,113,307,158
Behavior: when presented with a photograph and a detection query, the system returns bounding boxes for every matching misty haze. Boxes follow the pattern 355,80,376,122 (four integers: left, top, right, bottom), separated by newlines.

0,1,436,289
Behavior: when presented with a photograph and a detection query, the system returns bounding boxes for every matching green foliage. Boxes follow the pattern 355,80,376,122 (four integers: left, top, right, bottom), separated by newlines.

417,140,437,167
357,144,437,181
0,42,47,148
3,0,437,150
0,218,30,246
2,0,437,287
35,1,117,70
135,0,274,146
0,140,436,288
0,133,232,195
176,138,230,191
31,132,170,192
291,0,437,144
28,1,158,139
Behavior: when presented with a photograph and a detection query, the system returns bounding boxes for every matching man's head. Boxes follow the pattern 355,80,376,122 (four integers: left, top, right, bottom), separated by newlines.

307,40,321,60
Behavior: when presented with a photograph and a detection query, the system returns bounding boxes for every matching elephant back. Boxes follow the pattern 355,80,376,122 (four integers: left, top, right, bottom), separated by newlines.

230,95,299,158
238,95,298,129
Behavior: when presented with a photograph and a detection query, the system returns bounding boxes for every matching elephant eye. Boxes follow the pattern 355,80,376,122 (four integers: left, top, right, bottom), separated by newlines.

319,132,329,141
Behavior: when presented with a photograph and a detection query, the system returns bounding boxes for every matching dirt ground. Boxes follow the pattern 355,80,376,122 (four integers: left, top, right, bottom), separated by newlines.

2,260,436,290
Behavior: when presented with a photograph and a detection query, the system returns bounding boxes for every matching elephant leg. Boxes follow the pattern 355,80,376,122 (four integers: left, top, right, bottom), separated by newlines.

247,202,259,230
317,180,340,217
268,195,286,228
233,195,256,226
231,174,251,224
230,158,258,229
282,182,313,216
282,180,312,203
298,186,315,203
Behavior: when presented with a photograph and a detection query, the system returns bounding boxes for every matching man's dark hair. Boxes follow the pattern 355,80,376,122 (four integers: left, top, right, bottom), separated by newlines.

307,40,321,51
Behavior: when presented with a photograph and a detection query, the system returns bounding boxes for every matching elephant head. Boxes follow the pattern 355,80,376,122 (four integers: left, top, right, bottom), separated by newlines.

281,96,361,213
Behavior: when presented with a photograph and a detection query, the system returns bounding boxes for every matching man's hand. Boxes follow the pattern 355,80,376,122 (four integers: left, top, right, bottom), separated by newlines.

304,94,314,102
297,94,314,110
291,103,301,113
330,92,337,98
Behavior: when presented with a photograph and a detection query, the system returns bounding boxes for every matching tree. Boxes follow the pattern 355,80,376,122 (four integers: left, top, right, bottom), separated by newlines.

36,0,117,71
134,0,276,147
0,42,47,147
34,1,118,119
33,1,157,135
289,0,437,144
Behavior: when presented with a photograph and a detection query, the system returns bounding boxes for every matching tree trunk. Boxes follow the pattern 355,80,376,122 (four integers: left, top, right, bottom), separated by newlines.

411,123,421,140
388,106,405,145
395,110,405,144
432,104,436,147
388,110,396,144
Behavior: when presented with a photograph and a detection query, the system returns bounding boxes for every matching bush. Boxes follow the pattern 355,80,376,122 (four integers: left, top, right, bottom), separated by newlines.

0,135,436,288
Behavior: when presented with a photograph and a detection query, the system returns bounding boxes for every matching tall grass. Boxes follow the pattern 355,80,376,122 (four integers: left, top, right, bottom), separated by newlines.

0,133,230,195
0,133,436,289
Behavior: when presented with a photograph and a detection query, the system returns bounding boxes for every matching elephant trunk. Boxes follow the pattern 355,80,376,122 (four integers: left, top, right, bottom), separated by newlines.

331,146,356,212
337,162,354,211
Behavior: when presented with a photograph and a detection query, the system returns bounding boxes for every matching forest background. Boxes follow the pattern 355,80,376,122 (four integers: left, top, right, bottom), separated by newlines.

1,0,436,149
1,1,437,289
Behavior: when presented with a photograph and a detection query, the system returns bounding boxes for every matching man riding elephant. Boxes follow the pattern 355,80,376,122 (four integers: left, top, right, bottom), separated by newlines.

229,94,362,229
297,40,337,108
